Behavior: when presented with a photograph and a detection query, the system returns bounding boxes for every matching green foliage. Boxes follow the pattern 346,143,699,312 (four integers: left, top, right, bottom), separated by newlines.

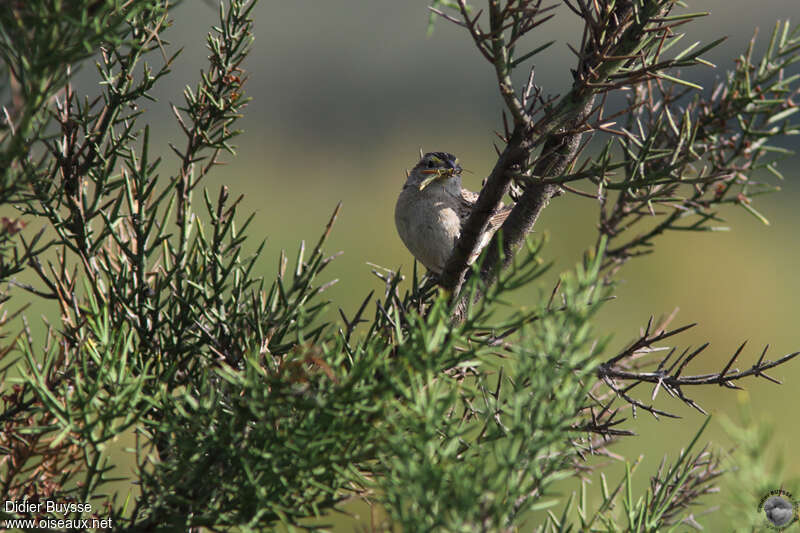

594,20,800,266
0,1,798,532
377,242,611,531
0,0,169,200
539,418,721,533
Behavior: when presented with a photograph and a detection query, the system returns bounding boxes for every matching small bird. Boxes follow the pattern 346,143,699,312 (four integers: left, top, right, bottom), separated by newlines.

394,152,512,276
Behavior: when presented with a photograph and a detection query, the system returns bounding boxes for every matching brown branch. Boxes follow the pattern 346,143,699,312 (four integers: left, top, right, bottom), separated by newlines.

440,1,679,321
599,331,800,417
448,94,596,322
439,129,530,292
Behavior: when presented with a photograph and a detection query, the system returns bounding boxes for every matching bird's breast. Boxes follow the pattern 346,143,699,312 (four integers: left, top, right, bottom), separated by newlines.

394,188,461,274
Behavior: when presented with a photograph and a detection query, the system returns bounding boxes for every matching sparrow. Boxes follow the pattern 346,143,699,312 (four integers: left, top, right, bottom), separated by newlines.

394,151,512,276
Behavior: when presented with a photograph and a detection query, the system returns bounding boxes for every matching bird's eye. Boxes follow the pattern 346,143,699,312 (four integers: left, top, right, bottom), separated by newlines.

426,159,435,168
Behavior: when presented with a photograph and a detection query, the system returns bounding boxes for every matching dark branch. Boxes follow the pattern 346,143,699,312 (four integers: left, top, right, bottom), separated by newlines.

439,1,686,321
598,317,800,418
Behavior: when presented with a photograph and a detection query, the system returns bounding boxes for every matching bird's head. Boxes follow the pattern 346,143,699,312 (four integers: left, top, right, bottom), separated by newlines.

408,152,463,191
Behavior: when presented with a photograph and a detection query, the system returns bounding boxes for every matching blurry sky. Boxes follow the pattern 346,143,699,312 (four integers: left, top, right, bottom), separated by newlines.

69,0,800,528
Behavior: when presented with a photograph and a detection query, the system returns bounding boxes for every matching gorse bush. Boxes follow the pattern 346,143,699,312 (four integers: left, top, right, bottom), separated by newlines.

1,1,798,531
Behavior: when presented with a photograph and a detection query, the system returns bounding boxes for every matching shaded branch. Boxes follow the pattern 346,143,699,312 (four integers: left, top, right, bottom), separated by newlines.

436,1,692,321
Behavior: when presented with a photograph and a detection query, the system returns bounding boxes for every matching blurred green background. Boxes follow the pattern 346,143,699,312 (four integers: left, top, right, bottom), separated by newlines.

42,0,800,529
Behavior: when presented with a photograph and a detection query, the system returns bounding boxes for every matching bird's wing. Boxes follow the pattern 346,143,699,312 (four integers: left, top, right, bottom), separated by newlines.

489,205,513,229
459,189,513,231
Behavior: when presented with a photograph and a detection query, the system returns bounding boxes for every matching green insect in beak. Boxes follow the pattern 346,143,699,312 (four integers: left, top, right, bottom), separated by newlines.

417,167,457,191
